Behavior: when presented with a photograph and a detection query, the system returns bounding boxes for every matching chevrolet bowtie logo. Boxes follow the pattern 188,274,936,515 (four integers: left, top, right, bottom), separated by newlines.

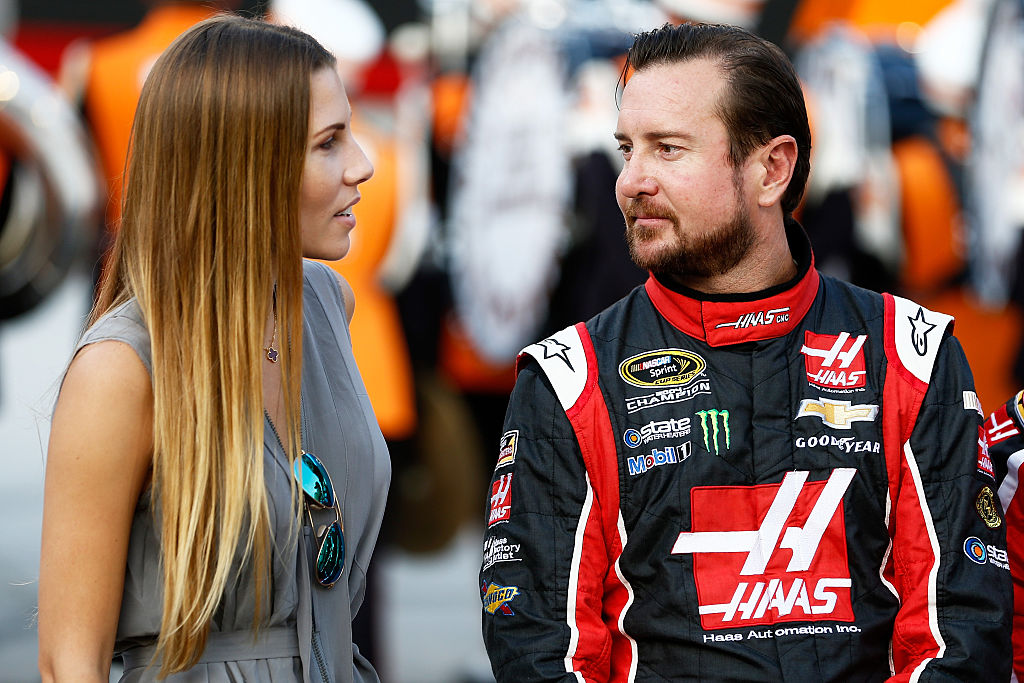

796,398,878,429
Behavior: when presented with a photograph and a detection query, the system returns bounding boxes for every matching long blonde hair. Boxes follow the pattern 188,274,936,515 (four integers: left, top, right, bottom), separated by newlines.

91,16,335,675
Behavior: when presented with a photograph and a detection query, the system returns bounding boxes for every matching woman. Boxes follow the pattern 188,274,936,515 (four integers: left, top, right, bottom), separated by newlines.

38,16,389,682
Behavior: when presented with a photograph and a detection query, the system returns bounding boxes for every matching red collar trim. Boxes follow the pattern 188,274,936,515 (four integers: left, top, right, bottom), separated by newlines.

645,258,820,347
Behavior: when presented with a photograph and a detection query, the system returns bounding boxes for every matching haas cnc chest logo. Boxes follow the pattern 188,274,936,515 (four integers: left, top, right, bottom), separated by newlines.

672,469,856,630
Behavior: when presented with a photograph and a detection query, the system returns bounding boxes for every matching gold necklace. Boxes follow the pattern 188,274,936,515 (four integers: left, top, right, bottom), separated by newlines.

264,286,279,363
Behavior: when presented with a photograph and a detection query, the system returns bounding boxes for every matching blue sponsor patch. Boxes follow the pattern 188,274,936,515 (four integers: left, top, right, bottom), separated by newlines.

627,443,691,476
964,537,987,565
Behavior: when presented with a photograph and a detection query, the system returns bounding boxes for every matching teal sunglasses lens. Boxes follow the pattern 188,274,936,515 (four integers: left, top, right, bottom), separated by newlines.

293,451,334,508
316,520,345,586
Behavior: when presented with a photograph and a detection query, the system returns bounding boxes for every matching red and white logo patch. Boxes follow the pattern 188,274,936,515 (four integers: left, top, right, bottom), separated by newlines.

986,404,1021,446
489,473,513,527
672,469,855,630
801,332,867,390
977,427,995,479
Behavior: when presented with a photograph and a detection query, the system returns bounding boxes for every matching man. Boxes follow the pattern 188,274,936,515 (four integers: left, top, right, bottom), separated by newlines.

479,22,1011,681
985,389,1024,680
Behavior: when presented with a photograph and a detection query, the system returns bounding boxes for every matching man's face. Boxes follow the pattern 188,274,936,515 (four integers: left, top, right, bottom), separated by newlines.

614,59,756,277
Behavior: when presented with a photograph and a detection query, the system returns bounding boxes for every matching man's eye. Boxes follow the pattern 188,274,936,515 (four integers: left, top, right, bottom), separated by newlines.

660,144,680,154
617,144,632,156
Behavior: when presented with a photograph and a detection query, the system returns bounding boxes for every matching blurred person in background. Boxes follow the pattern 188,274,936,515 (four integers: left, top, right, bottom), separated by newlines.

480,21,1010,681
38,16,388,682
59,0,231,292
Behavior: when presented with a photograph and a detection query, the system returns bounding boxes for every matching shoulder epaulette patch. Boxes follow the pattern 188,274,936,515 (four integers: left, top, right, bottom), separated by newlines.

519,324,588,411
890,296,953,386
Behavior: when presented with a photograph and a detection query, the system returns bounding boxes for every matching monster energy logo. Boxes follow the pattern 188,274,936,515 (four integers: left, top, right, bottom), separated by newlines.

697,409,730,455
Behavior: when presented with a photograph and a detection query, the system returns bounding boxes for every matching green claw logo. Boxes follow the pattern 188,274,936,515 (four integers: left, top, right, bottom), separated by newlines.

697,409,730,455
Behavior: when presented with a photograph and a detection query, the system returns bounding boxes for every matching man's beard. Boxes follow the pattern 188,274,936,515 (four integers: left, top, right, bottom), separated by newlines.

624,198,755,278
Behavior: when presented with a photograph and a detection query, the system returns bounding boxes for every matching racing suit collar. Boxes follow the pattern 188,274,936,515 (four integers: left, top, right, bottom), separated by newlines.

645,219,819,347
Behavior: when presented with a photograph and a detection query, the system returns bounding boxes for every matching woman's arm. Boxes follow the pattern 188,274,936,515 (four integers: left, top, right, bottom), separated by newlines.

38,340,153,682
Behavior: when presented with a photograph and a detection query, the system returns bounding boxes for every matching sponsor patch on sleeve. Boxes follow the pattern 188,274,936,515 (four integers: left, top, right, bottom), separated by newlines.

977,427,996,480
964,537,1009,570
481,581,520,615
976,486,1003,528
488,473,513,527
482,534,523,571
495,430,518,469
964,536,988,564
963,391,984,416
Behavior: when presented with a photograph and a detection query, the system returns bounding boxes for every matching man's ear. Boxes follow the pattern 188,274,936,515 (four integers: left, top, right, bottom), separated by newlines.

755,135,797,208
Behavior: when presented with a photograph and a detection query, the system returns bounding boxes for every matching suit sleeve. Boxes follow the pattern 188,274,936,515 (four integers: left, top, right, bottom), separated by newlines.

986,390,1024,681
480,361,612,682
890,335,1012,681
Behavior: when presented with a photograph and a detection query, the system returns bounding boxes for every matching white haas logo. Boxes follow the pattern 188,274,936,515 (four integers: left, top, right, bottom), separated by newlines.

802,332,867,389
672,469,856,627
489,473,513,526
716,307,790,329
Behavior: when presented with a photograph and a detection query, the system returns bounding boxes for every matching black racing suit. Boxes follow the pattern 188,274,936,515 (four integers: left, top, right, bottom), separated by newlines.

480,225,1011,682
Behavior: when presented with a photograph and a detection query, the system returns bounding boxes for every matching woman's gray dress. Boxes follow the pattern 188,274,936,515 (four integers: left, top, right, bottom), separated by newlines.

72,261,391,682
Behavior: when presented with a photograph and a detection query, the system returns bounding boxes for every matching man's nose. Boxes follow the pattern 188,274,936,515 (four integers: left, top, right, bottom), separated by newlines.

617,161,658,198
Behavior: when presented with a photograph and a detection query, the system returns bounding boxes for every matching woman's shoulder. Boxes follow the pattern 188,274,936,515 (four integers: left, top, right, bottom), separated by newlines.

57,336,154,462
303,260,354,323
78,299,153,375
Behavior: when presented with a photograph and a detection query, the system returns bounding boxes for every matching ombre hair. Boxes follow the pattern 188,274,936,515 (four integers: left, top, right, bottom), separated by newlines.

91,15,334,675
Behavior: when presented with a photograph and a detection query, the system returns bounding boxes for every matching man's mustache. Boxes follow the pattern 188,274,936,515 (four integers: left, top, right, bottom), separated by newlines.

624,198,674,223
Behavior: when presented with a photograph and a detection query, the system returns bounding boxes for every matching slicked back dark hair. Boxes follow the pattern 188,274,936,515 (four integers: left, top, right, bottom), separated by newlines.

621,23,811,216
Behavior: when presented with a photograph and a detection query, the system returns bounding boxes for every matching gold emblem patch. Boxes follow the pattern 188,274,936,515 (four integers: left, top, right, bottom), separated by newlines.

976,486,1003,529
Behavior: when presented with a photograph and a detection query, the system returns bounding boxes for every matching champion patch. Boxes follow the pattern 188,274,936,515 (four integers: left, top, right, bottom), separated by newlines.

496,430,518,469
976,486,1003,529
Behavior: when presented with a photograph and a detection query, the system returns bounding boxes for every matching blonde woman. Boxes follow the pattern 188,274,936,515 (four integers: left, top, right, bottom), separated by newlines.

38,16,389,682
